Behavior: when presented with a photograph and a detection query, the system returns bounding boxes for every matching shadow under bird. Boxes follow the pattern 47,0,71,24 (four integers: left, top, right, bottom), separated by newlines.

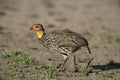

30,24,91,72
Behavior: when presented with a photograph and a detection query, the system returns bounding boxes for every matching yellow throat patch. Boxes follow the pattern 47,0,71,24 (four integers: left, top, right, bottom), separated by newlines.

37,31,44,39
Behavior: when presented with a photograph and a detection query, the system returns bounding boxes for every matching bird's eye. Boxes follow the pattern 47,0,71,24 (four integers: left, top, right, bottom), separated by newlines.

35,26,39,28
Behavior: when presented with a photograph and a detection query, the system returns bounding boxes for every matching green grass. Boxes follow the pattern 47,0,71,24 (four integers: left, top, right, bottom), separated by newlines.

81,67,93,75
0,50,117,80
81,58,94,75
77,56,83,63
102,34,120,42
107,60,115,65
2,51,35,77
99,71,114,80
41,64,59,80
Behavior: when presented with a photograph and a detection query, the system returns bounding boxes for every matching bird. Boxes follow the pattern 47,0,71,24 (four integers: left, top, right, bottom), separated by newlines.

30,24,91,72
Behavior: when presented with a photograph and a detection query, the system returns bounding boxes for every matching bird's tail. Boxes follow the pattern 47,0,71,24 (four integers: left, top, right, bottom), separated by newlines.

86,46,91,54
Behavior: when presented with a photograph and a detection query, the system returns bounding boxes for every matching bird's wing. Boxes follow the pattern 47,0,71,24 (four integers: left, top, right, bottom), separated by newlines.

44,29,88,47
48,29,84,47
61,29,88,46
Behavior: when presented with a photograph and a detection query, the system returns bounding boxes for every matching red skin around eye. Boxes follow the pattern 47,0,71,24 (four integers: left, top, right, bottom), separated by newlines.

32,26,41,32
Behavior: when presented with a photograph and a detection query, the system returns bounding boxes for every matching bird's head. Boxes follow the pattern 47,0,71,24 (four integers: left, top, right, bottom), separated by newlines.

30,24,45,39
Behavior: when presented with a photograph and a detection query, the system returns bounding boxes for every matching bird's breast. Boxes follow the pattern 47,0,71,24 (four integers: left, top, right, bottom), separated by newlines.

41,36,57,49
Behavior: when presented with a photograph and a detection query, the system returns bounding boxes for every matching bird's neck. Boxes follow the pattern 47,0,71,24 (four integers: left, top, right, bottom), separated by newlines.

37,31,44,39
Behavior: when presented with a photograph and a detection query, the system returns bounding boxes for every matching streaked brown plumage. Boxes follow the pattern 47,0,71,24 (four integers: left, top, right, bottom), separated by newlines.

31,24,91,71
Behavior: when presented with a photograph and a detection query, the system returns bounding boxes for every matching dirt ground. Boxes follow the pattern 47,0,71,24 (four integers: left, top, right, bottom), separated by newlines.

0,0,120,80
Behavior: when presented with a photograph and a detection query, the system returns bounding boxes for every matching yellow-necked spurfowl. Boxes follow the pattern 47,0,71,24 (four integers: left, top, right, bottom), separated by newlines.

30,24,91,71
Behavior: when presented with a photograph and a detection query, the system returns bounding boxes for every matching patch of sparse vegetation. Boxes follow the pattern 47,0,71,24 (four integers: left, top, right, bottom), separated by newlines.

81,67,93,75
47,24,55,28
102,34,120,42
0,50,117,80
99,71,113,80
107,60,115,65
0,25,5,34
0,26,4,30
41,64,59,79
2,50,35,77
29,47,38,50
0,11,6,16
77,56,82,63
119,49,120,52
63,68,76,77
77,57,94,75
55,17,67,22
47,57,53,61
42,0,55,8
81,58,94,75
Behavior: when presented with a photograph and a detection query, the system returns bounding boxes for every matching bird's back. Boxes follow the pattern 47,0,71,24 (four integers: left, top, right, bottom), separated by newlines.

40,29,88,53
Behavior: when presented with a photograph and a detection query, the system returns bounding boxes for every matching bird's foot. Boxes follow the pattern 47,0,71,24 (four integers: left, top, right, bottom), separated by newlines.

74,67,79,72
58,66,66,72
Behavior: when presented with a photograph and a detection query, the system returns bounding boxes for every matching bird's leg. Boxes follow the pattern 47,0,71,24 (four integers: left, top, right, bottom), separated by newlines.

59,54,78,72
59,55,69,71
70,54,78,72
73,55,77,71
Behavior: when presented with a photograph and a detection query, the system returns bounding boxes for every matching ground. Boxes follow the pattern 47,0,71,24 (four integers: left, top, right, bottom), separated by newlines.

0,0,120,80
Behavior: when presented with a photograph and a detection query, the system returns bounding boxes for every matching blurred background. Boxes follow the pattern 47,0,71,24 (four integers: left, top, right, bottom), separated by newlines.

0,0,120,79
